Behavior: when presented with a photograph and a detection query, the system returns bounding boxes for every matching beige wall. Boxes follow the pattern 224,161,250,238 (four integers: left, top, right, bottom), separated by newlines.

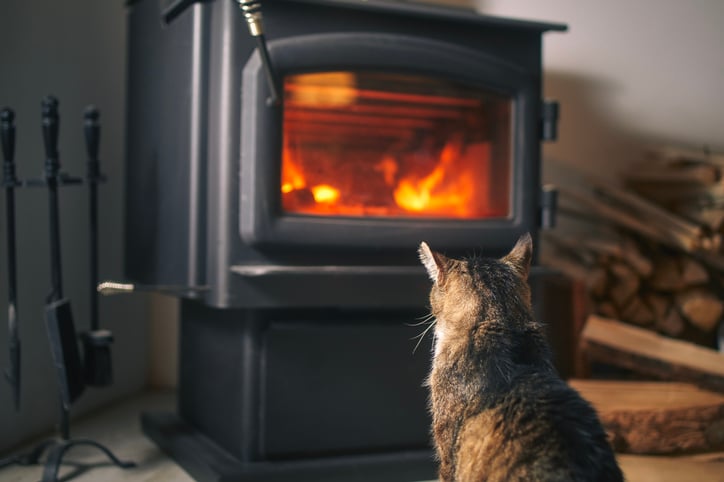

475,0,724,180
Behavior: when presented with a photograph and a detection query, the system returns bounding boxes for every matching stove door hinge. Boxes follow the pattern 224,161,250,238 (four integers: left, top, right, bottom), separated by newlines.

540,100,560,142
539,184,558,229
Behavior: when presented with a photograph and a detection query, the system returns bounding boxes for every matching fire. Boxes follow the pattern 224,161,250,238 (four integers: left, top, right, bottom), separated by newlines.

393,138,475,217
281,136,496,219
279,71,511,219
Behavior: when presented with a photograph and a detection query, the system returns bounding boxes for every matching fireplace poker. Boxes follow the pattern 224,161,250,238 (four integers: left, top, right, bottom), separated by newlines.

235,0,280,106
1,108,21,411
80,106,115,387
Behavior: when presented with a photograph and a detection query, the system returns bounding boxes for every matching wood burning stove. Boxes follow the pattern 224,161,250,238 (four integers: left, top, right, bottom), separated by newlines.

124,0,565,480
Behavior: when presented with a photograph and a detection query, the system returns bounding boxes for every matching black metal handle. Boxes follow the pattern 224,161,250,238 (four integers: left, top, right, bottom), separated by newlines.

84,106,100,162
42,96,60,179
235,0,280,106
84,105,103,183
1,108,15,164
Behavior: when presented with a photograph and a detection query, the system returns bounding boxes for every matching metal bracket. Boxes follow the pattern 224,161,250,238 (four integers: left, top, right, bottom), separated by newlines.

541,100,560,141
539,184,558,229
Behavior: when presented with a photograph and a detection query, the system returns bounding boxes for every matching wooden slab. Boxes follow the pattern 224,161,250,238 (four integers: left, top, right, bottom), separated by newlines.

581,315,724,392
617,453,724,482
571,379,724,454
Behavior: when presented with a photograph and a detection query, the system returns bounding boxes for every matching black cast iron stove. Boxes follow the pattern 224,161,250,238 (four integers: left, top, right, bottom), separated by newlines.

124,1,566,480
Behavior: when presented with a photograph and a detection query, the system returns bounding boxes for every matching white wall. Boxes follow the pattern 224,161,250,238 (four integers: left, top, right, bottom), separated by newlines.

474,0,724,181
0,1,148,452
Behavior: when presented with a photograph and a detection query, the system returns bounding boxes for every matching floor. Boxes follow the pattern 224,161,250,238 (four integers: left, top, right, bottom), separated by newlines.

1,390,723,482
0,391,192,482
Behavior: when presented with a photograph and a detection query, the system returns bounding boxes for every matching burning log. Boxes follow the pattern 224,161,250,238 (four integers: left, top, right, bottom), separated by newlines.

580,315,724,393
570,379,724,455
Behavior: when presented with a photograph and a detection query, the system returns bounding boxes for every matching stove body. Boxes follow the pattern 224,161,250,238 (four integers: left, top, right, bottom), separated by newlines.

125,1,566,480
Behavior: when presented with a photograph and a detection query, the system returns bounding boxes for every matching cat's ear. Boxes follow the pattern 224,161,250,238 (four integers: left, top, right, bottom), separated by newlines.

503,233,532,279
419,242,448,284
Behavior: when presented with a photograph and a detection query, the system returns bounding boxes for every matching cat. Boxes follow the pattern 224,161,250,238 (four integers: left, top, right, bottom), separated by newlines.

418,233,623,482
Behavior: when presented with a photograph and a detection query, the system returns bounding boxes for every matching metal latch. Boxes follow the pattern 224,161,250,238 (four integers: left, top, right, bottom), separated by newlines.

539,184,558,229
541,100,560,141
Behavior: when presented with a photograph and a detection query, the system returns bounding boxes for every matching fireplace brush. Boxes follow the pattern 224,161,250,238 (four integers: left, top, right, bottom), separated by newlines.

1,108,22,411
80,106,115,388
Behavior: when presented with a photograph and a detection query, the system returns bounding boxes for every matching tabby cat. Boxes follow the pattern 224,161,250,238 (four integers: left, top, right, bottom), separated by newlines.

418,234,623,482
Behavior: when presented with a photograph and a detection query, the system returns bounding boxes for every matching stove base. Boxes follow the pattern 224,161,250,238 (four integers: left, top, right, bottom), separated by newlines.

142,411,437,482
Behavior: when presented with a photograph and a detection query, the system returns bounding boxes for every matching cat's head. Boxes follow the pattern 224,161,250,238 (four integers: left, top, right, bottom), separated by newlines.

418,234,533,355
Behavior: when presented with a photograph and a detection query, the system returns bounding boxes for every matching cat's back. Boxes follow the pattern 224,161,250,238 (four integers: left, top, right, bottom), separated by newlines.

456,371,624,482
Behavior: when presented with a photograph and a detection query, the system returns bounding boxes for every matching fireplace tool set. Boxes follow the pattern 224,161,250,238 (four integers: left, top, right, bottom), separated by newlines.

0,97,134,481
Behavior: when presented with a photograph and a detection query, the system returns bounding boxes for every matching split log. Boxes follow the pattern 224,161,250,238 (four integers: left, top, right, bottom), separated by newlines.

596,301,619,320
580,315,724,393
623,162,720,184
570,379,724,454
620,296,655,326
558,187,686,250
649,257,685,291
649,256,710,292
607,262,640,308
675,288,724,333
617,452,724,482
620,238,654,278
656,308,686,338
647,145,724,167
644,293,669,321
680,258,710,286
592,180,706,244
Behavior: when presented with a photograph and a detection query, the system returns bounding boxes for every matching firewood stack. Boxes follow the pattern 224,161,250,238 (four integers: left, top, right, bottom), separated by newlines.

541,145,724,349
543,145,724,465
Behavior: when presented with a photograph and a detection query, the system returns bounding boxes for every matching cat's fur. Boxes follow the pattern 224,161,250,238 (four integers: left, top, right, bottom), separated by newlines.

418,234,623,482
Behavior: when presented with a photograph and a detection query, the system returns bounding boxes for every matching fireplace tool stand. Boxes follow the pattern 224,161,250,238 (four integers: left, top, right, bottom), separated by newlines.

0,97,134,482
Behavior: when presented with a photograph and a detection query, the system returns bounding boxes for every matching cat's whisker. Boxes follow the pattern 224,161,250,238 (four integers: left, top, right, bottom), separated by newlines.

406,315,435,327
412,319,436,354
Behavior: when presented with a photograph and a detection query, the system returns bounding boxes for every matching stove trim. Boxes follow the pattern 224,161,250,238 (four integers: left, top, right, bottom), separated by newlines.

240,32,538,250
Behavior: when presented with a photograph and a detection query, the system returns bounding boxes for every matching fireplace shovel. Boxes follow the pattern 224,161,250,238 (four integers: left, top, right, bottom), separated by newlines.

41,97,85,416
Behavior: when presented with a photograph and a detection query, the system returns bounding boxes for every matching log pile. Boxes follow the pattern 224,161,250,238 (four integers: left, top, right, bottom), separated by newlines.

546,145,724,461
541,145,724,348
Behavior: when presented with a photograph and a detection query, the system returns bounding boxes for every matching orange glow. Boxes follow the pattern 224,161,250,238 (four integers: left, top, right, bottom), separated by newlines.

311,185,341,204
280,71,511,219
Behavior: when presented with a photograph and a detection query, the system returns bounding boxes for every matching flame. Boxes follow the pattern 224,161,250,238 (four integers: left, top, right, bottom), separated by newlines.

281,144,307,194
281,137,494,218
393,139,475,216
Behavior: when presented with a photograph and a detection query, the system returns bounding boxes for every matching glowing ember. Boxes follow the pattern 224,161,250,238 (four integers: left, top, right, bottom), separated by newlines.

311,185,341,204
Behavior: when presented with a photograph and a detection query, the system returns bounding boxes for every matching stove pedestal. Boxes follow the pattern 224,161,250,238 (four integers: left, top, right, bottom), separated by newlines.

144,269,576,481
142,412,436,482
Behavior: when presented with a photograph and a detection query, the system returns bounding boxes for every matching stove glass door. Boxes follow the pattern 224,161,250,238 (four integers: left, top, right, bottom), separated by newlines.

281,71,512,220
